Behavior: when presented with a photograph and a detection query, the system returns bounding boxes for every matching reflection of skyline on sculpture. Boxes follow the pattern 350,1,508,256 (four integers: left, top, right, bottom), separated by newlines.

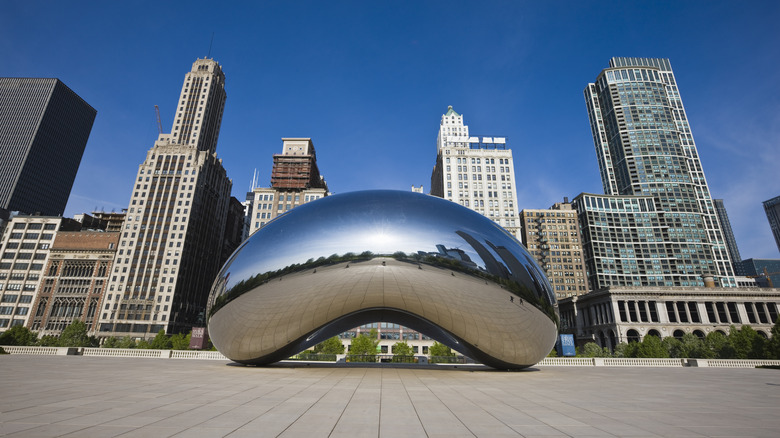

207,190,558,369
219,191,522,294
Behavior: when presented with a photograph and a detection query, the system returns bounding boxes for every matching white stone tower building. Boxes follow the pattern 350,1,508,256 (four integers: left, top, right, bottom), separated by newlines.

430,106,521,238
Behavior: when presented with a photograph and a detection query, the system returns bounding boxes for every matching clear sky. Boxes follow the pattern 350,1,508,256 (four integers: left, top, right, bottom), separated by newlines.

3,1,779,260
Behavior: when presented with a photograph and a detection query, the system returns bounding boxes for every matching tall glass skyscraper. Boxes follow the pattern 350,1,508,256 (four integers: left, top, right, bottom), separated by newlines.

0,78,96,216
579,57,735,288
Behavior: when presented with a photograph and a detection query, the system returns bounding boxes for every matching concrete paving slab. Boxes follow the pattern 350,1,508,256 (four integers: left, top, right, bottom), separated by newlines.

1,356,780,437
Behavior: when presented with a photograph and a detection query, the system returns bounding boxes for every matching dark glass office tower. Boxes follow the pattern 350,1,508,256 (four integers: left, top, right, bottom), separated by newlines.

764,195,780,254
0,78,96,216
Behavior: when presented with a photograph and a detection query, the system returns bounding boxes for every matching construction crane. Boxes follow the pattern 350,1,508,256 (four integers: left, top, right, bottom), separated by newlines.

154,105,163,135
746,267,780,288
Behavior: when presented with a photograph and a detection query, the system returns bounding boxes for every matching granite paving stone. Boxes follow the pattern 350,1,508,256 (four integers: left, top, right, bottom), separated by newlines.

1,356,780,437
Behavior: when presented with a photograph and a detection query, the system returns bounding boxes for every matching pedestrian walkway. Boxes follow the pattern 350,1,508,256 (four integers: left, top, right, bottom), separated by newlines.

1,355,778,437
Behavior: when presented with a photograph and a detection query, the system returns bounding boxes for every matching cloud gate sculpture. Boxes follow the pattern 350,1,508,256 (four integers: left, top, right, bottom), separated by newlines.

207,190,558,369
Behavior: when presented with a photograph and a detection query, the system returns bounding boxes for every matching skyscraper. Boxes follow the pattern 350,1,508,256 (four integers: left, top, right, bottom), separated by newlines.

580,57,735,288
98,58,236,337
713,199,741,274
0,78,96,216
429,106,521,238
764,195,780,254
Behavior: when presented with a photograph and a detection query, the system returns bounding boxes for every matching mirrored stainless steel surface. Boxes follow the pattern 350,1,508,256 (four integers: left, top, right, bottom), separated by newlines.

207,190,558,369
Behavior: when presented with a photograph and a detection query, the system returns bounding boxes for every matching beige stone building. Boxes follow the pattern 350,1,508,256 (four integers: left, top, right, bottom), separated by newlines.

0,215,82,331
559,286,780,350
98,58,237,338
28,231,119,336
429,106,521,239
520,201,588,299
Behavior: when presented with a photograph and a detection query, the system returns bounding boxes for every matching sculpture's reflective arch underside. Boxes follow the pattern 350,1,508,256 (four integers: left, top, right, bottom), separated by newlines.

207,190,558,369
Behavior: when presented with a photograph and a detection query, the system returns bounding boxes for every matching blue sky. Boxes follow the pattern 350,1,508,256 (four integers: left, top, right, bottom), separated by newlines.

3,1,779,260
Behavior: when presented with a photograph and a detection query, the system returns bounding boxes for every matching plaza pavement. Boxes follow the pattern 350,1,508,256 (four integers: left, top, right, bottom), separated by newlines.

1,355,779,438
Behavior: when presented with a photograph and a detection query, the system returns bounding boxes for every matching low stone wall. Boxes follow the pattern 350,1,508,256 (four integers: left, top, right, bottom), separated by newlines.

0,346,78,356
2,346,226,360
538,357,780,367
3,346,780,367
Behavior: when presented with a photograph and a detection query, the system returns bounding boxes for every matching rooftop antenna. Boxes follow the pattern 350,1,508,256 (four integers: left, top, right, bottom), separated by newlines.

154,105,163,134
207,32,215,58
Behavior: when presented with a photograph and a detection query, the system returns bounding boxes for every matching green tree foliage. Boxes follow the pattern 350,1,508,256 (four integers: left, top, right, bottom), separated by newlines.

117,336,137,349
391,341,414,362
170,332,191,350
136,339,151,349
767,317,780,359
59,320,97,347
150,330,172,349
0,325,38,346
313,336,345,354
102,337,119,348
612,342,633,358
704,331,729,358
581,342,611,357
37,335,60,347
348,329,378,362
674,333,709,358
726,325,766,359
429,341,457,363
634,335,669,358
661,337,683,358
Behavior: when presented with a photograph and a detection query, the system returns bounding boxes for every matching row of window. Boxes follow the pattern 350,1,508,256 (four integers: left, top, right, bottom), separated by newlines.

12,223,57,231
6,233,53,240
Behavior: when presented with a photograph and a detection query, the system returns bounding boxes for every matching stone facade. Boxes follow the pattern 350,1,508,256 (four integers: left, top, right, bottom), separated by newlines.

29,231,119,336
559,286,780,350
429,106,521,238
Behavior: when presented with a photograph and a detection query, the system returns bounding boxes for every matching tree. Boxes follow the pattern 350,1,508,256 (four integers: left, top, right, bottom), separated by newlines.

704,331,729,358
612,342,636,358
149,330,172,349
136,339,151,349
348,329,378,362
675,333,708,358
727,325,766,359
391,341,414,362
102,337,119,348
117,336,137,349
59,320,96,347
37,335,60,347
581,342,610,357
429,341,456,363
767,317,780,359
0,325,38,346
635,335,669,358
661,337,683,358
170,332,191,350
313,336,345,355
